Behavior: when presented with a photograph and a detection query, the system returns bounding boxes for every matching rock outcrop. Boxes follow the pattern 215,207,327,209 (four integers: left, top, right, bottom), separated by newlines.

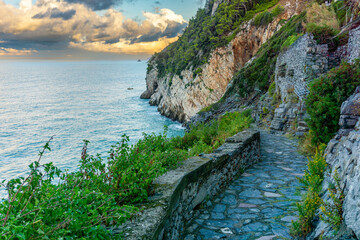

269,25,360,133
142,0,305,122
309,89,360,239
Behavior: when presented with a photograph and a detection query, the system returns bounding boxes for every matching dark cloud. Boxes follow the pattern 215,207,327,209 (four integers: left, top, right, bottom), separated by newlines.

162,21,187,38
33,8,76,20
63,0,136,11
154,1,161,5
131,21,186,44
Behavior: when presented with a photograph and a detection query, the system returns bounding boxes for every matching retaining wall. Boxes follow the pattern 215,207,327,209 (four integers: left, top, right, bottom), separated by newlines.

117,129,260,239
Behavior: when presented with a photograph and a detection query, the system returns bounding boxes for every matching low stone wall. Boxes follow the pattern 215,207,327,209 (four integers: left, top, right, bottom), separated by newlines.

117,129,260,239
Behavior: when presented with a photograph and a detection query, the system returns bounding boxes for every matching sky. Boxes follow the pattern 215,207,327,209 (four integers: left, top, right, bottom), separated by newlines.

0,0,206,60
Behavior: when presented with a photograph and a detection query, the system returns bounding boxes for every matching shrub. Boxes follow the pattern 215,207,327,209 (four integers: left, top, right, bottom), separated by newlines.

254,11,273,26
271,5,284,16
1,111,253,238
306,2,340,49
253,5,284,26
180,110,253,155
280,34,302,50
305,59,360,146
291,147,327,237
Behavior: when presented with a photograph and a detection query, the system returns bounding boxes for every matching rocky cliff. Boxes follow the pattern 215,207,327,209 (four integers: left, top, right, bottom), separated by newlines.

309,88,360,239
141,0,305,122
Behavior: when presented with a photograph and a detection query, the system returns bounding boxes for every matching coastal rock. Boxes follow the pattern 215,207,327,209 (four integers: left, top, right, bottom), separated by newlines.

140,66,158,99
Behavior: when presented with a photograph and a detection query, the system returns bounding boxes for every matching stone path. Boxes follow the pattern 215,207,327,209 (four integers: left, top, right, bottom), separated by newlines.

182,131,308,240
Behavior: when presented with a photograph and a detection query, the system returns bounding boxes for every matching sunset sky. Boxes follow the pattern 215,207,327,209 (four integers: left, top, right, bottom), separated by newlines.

0,0,205,59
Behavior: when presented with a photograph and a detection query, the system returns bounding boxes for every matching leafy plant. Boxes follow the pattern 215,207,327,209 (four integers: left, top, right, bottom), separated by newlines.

281,34,302,51
291,146,327,237
305,59,360,146
253,5,283,26
320,170,344,232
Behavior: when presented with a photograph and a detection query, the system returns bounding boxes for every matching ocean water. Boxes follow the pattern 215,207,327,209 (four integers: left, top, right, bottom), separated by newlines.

0,60,184,197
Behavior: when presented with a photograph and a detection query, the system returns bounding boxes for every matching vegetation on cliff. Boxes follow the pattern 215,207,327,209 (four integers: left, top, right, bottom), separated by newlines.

151,0,280,80
0,111,252,239
305,59,360,146
226,12,306,98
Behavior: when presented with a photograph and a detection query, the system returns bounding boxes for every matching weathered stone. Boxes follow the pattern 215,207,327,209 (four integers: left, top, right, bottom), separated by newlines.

238,203,257,208
242,222,269,232
281,216,298,222
222,194,237,205
264,192,282,198
199,228,226,239
270,223,291,239
339,88,360,131
118,130,260,239
310,92,360,239
255,236,277,240
239,189,262,198
348,25,360,63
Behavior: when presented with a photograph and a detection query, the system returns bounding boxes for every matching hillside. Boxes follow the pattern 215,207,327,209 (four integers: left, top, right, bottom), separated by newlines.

141,0,306,122
141,0,360,238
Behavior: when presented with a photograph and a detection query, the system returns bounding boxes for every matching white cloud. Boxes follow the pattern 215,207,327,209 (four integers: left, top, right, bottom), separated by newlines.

20,0,32,11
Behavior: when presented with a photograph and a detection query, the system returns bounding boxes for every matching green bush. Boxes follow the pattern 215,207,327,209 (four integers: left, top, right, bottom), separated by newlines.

253,11,274,26
291,147,327,237
253,5,283,26
0,111,253,238
280,34,302,50
179,110,253,155
305,59,360,146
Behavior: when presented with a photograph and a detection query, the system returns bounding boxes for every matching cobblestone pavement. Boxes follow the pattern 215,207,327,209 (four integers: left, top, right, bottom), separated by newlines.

182,131,308,240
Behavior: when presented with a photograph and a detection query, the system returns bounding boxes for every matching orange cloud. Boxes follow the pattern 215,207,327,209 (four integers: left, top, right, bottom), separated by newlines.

0,47,37,56
0,0,187,55
69,36,179,54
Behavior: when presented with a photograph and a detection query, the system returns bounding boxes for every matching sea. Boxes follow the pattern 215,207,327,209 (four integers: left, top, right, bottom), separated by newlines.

0,60,184,198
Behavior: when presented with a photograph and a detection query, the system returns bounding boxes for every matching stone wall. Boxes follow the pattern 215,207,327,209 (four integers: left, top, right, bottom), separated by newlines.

348,25,360,63
275,34,328,102
117,129,260,239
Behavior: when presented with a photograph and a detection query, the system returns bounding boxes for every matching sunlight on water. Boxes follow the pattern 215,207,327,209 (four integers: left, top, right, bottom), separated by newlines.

0,60,184,198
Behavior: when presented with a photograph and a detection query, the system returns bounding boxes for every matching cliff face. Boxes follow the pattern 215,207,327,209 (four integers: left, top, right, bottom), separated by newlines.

141,0,304,122
309,89,360,239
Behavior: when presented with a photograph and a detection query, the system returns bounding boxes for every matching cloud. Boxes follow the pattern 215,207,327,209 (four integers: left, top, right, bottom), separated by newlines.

0,47,37,56
32,8,76,20
62,0,138,11
0,0,187,56
63,0,118,11
69,36,178,54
